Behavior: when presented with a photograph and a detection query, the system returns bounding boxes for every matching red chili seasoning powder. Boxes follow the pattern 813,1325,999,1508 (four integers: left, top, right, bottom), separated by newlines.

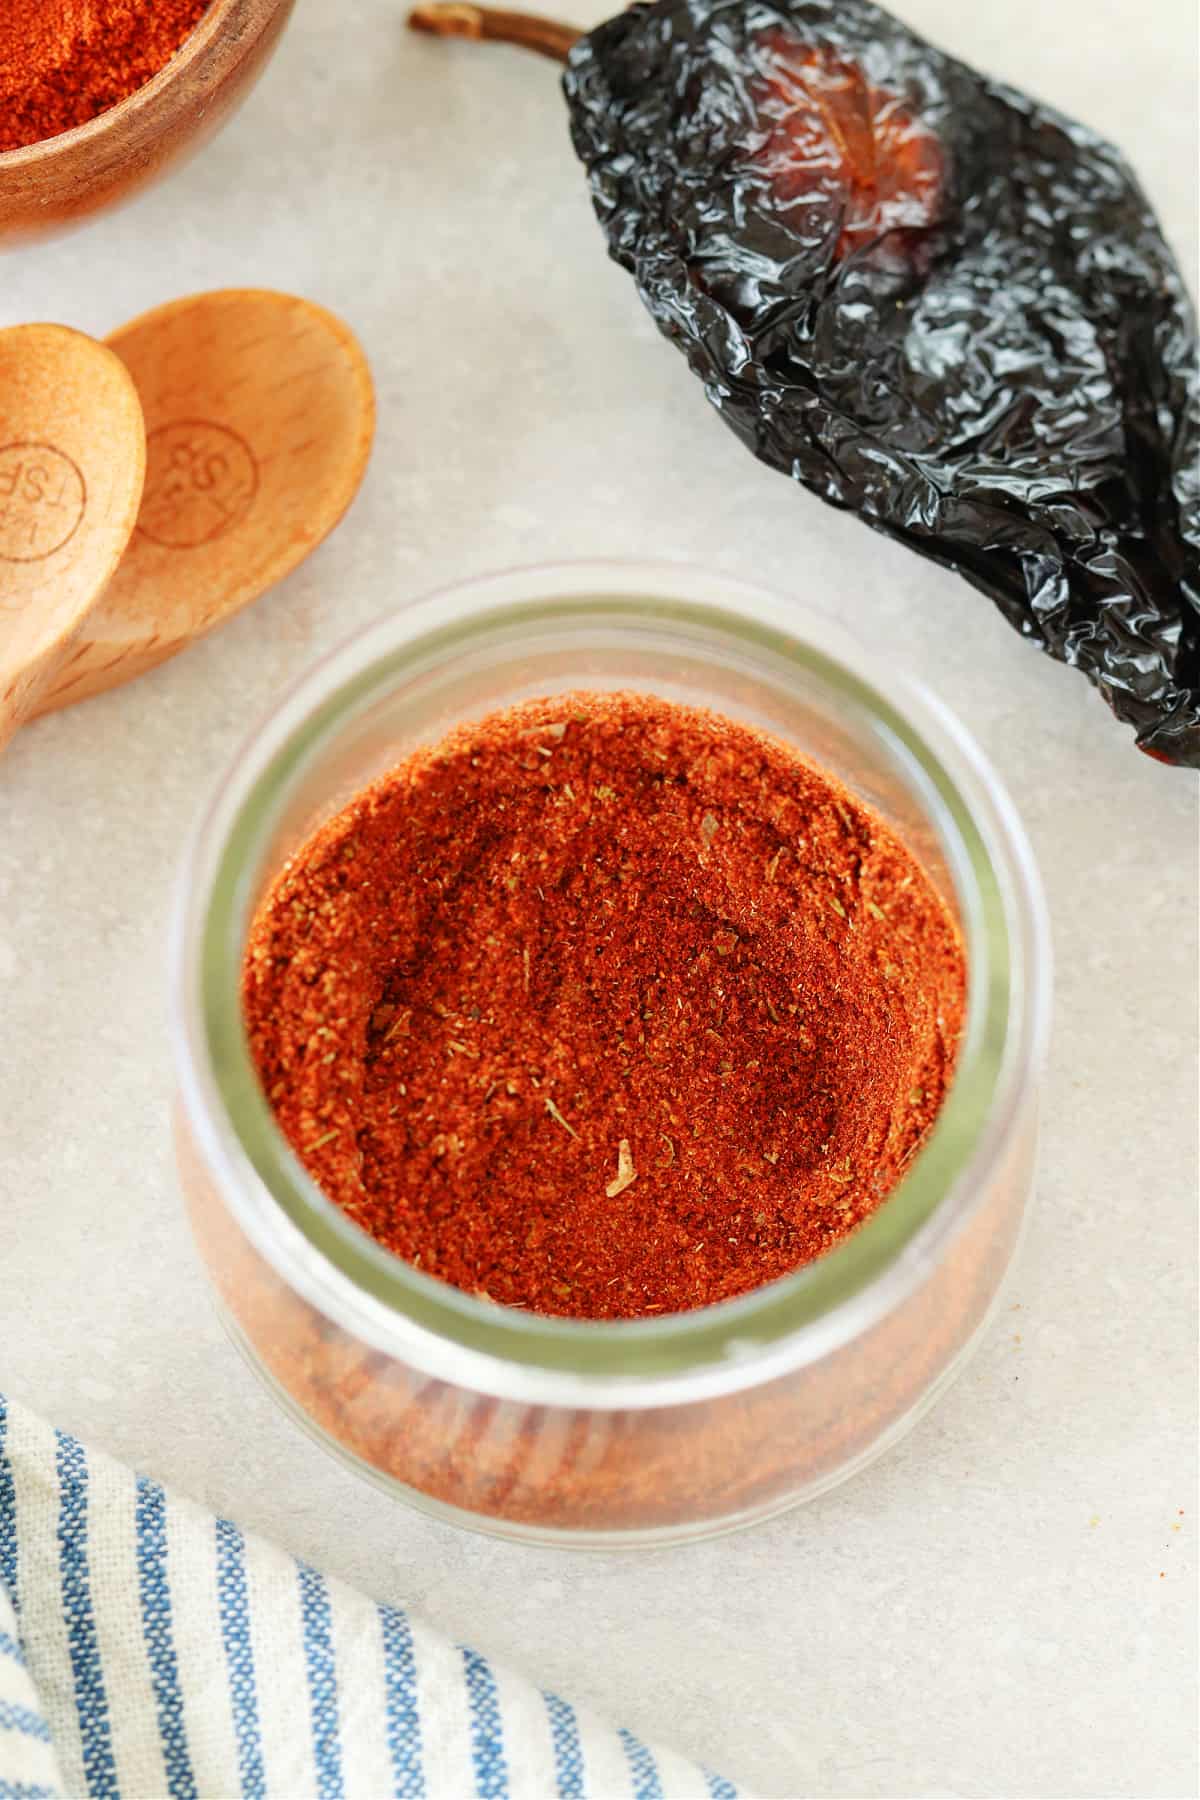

243,693,966,1320
0,2,212,153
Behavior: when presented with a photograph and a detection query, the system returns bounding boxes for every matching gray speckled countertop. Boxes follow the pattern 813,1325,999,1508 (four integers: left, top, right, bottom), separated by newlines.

1,2,1196,1794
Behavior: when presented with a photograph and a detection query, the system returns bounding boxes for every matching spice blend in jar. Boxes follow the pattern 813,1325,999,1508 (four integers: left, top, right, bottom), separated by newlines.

244,693,966,1319
0,1,212,152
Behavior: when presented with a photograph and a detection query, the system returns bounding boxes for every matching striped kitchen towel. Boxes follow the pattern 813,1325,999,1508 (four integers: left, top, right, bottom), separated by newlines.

0,1394,743,1800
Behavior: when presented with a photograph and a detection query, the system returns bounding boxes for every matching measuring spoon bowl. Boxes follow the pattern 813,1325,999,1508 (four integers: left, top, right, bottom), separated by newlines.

36,287,375,717
0,323,145,747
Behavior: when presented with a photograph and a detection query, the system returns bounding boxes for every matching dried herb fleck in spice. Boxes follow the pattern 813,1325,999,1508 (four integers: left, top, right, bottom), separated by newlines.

243,693,966,1318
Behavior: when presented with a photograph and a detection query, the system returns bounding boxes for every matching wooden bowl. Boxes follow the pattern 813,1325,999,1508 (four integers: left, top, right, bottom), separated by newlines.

0,0,296,244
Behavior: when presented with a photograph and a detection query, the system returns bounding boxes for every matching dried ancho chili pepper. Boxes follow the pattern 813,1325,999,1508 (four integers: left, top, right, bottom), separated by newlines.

409,0,1200,765
244,693,966,1320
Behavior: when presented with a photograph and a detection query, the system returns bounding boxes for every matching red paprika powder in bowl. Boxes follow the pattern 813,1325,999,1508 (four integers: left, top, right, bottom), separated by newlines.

0,0,294,242
173,563,1050,1545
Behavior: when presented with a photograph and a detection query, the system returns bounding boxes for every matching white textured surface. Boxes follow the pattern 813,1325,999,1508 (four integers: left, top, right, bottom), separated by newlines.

0,1,1196,1795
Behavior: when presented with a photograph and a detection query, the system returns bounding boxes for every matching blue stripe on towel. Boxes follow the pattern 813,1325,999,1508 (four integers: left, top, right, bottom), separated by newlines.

541,1692,584,1798
0,1702,50,1743
460,1647,508,1799
0,1634,23,1668
134,1477,195,1800
54,1430,117,1799
214,1519,265,1800
297,1562,343,1800
0,1399,16,1608
378,1604,424,1799
618,1727,664,1800
0,1785,59,1799
705,1771,739,1799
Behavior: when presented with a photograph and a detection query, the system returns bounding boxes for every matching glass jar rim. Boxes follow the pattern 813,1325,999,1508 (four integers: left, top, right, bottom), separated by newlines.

172,561,1050,1406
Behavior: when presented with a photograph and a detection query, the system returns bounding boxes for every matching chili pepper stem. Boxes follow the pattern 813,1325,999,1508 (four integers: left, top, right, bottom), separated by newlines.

407,2,580,63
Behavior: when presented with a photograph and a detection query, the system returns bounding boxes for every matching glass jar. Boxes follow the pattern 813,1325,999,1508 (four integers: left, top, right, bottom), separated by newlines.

0,0,295,243
172,563,1050,1546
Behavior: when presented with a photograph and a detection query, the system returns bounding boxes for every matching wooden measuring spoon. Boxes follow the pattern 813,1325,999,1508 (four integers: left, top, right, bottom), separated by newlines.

34,289,375,717
0,324,145,751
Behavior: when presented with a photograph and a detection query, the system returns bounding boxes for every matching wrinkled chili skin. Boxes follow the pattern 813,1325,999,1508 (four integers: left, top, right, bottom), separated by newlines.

564,0,1200,764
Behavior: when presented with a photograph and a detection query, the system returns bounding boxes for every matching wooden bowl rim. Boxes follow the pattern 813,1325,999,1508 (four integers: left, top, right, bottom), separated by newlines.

0,0,287,168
